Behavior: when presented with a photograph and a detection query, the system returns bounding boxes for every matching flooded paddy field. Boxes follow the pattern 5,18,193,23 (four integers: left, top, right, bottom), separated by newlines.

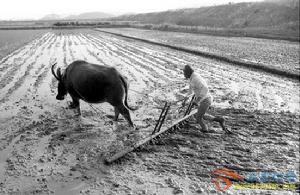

0,29,299,194
0,30,48,60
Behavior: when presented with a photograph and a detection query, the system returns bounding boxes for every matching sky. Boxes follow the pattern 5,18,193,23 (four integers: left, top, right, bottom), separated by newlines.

1,0,262,20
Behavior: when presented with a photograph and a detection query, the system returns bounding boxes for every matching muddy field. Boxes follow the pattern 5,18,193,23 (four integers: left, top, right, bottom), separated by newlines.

99,28,300,75
0,29,299,194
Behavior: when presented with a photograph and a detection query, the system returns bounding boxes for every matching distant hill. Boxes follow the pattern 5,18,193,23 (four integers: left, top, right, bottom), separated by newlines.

40,14,62,20
265,0,299,6
64,12,114,20
113,0,299,30
40,12,114,20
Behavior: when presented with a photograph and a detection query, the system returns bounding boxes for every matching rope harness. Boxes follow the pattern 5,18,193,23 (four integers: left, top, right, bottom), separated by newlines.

79,88,193,116
72,79,191,115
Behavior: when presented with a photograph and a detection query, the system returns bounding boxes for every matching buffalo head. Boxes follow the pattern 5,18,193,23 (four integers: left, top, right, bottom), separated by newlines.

51,63,67,100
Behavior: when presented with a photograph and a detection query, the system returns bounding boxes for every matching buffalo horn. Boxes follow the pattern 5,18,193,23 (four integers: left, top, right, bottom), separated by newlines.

51,63,60,80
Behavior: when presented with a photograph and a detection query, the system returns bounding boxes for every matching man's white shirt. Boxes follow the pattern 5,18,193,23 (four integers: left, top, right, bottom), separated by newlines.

188,72,212,103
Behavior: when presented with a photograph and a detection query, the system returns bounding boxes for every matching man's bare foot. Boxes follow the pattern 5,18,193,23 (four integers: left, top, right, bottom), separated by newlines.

214,116,229,132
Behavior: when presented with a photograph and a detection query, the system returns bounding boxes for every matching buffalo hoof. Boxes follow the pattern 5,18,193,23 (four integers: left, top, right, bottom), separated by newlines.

105,115,116,120
68,102,79,109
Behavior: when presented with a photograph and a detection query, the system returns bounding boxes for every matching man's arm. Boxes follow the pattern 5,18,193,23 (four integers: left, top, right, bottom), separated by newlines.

188,84,193,96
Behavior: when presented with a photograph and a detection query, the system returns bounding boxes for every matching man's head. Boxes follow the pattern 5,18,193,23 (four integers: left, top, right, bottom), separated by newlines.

183,65,194,79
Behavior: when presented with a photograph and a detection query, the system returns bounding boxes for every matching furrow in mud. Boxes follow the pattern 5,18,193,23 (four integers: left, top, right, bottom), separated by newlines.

33,37,58,91
0,33,51,81
81,34,153,88
84,34,155,73
68,35,76,61
87,34,171,84
0,34,57,104
0,48,26,73
102,34,179,76
77,35,106,65
0,33,50,70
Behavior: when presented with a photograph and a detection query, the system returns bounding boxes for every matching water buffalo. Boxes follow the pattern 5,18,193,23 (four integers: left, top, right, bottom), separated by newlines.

51,60,135,127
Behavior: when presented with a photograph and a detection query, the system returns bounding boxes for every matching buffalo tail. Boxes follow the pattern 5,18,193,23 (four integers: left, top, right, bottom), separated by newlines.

119,75,138,111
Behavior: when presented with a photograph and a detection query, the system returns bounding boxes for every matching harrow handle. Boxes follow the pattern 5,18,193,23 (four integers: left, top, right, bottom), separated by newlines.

152,102,168,134
156,104,170,133
184,95,196,116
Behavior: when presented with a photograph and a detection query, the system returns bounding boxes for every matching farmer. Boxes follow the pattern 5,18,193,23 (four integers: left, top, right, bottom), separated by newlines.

183,65,229,133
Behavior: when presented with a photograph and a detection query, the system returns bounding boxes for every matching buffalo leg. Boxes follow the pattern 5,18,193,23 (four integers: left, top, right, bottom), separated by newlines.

114,107,120,121
77,105,81,116
69,96,79,109
117,104,133,127
69,96,81,116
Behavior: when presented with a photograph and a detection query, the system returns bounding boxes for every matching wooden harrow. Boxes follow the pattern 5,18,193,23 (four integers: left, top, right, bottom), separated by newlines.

105,95,196,164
